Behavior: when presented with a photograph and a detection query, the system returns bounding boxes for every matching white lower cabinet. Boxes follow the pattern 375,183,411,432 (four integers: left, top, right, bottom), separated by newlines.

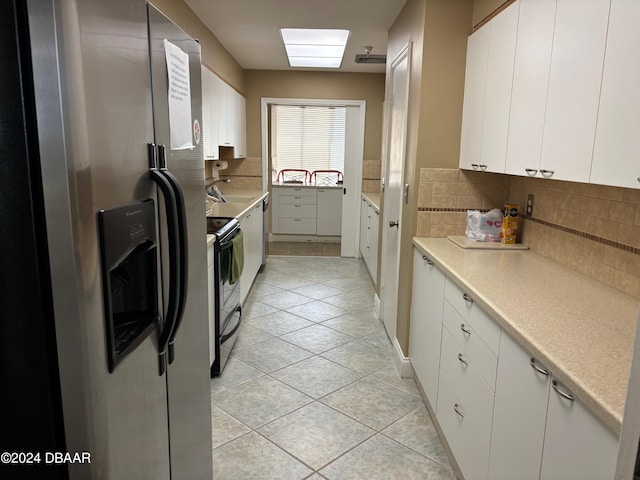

359,196,379,283
316,188,342,236
488,330,550,480
410,250,446,408
410,247,620,480
239,202,263,304
540,377,619,480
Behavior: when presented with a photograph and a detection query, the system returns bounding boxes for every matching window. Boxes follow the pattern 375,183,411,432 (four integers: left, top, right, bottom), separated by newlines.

271,105,346,184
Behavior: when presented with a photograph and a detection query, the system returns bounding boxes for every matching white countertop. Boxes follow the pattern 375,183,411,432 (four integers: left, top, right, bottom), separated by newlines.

413,236,640,434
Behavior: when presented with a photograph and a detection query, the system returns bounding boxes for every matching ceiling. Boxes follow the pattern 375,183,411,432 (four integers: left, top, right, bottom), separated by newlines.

184,0,407,73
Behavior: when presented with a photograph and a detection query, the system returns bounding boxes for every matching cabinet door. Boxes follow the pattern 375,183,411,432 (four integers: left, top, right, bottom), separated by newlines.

201,66,212,159
216,78,234,148
359,198,368,256
234,92,246,158
479,2,519,173
369,209,379,281
505,0,556,177
489,331,550,480
591,0,640,190
539,0,610,182
410,249,446,408
540,378,619,480
317,189,342,236
459,25,489,170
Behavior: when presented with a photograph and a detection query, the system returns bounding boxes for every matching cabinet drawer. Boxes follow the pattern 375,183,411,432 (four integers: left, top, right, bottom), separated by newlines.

442,301,498,391
277,218,316,235
275,187,317,198
278,195,317,205
279,204,316,218
444,277,500,354
437,370,493,480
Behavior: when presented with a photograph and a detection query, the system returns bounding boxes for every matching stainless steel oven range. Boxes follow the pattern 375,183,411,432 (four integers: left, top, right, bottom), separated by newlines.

207,216,242,376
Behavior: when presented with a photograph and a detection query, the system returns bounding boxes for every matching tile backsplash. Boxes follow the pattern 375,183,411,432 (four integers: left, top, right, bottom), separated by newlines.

416,168,640,299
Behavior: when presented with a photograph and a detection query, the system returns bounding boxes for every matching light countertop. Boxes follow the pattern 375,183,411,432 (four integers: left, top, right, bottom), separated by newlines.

206,189,268,248
413,236,640,435
362,192,381,211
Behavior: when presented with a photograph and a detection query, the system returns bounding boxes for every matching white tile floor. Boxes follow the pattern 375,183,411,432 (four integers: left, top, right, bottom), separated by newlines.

210,256,456,480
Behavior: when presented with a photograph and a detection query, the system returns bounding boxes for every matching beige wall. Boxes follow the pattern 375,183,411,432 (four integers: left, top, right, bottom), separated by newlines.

151,0,244,92
243,70,385,160
473,0,508,27
385,0,474,356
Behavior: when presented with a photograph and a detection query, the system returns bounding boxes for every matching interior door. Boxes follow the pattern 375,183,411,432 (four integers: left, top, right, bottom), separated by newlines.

341,104,365,257
380,44,410,342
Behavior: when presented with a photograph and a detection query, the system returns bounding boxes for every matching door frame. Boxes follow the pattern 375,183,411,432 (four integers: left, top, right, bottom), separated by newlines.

260,97,366,257
379,43,411,347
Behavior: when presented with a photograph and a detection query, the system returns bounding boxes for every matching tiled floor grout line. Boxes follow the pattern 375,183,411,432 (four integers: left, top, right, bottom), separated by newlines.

211,256,456,479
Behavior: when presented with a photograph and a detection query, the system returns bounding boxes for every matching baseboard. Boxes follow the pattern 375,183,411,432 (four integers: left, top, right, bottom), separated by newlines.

392,337,414,379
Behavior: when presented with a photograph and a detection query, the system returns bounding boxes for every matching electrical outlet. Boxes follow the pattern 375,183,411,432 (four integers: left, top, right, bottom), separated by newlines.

526,194,535,218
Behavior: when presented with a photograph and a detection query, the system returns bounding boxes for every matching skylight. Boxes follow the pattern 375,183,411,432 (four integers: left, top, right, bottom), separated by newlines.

280,28,350,68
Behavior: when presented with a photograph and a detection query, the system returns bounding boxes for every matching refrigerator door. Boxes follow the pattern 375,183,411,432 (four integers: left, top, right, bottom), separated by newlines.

147,5,213,479
27,0,171,477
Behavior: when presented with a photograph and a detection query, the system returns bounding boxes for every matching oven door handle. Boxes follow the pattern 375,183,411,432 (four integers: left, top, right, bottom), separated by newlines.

220,306,242,344
149,153,180,376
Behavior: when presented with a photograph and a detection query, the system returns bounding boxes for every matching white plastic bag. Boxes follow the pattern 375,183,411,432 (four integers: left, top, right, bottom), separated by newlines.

465,209,502,242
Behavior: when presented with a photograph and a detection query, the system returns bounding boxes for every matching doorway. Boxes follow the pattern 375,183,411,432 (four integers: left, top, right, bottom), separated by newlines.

379,44,411,342
260,98,366,257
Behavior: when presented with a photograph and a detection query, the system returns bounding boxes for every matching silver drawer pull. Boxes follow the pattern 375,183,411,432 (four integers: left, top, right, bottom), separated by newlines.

457,353,469,366
294,196,302,199
479,164,487,171
421,255,434,266
529,358,549,376
551,380,574,402
454,403,464,418
460,324,471,335
539,169,555,177
471,163,479,170
462,293,474,304
294,218,301,222
525,168,538,176
294,204,301,207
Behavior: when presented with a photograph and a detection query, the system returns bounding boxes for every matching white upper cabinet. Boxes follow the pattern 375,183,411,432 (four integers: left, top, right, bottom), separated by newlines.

505,0,556,177
591,0,640,190
539,0,611,182
460,3,518,173
479,2,519,174
235,93,246,158
201,66,219,160
459,25,489,171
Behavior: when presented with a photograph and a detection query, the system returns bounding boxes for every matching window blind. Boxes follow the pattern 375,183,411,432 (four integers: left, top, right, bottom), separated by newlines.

272,105,346,176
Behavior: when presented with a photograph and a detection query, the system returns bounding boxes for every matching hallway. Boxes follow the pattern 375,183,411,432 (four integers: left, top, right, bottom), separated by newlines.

210,255,455,479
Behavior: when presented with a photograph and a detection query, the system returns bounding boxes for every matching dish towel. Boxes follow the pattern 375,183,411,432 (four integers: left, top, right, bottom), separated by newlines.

230,230,244,285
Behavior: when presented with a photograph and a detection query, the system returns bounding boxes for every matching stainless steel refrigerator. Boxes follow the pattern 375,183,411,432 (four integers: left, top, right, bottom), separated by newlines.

0,0,212,478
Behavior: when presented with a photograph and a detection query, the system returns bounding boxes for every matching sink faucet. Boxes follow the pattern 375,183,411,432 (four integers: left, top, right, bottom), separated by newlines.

211,178,230,186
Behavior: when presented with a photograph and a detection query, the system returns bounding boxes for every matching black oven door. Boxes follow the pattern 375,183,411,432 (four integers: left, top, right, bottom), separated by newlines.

219,305,241,374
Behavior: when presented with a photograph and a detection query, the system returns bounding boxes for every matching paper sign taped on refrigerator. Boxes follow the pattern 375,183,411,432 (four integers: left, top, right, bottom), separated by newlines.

163,39,193,151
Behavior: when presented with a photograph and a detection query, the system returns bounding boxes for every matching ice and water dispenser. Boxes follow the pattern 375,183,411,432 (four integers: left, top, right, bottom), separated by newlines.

98,199,158,372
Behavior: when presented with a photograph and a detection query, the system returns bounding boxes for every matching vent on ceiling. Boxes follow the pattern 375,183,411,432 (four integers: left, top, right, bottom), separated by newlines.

355,54,386,64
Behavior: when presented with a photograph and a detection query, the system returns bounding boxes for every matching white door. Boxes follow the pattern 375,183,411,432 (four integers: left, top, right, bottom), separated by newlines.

380,44,410,342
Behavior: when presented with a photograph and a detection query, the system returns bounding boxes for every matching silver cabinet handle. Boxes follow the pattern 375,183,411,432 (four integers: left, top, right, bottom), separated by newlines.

479,164,488,171
454,403,464,418
294,218,301,222
460,324,471,335
525,168,538,176
529,358,549,376
552,379,574,402
637,177,640,183
539,169,555,177
421,255,434,266
457,353,469,366
462,293,474,304
389,220,399,228
471,163,479,170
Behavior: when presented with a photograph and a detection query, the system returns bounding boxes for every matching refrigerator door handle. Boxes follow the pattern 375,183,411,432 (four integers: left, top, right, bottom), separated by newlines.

159,148,189,365
149,149,182,376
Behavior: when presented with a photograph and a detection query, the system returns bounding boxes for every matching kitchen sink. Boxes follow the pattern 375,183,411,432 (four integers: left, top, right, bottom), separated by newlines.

223,195,254,203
